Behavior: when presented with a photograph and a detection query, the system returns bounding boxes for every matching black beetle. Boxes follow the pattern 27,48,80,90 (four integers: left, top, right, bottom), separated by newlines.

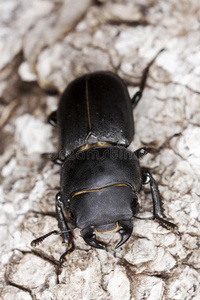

31,51,179,265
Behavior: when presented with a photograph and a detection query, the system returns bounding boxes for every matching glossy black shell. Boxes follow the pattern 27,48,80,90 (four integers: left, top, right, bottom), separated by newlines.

60,147,142,229
57,72,134,156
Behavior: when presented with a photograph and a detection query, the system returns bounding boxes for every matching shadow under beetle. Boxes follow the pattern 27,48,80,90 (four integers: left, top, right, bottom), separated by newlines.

31,50,180,265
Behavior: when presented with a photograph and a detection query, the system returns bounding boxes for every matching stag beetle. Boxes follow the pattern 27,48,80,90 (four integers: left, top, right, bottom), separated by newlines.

31,50,179,265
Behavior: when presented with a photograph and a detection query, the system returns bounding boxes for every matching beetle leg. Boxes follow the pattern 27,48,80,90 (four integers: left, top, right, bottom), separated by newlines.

134,145,165,159
55,192,77,265
134,132,181,159
115,220,133,249
31,229,73,247
149,132,181,153
41,151,64,165
132,48,164,109
142,169,180,234
51,157,64,165
56,192,71,244
134,147,149,159
48,110,57,127
81,227,105,250
31,197,75,266
59,241,75,266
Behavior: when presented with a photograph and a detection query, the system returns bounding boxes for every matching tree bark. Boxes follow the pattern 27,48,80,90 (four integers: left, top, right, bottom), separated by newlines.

1,1,200,299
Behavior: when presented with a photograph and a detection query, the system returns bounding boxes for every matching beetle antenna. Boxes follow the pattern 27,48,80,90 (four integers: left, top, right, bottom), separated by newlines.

31,229,73,247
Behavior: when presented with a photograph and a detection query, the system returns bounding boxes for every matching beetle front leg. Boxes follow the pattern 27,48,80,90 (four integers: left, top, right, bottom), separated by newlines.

56,192,75,265
142,169,180,235
56,192,70,243
31,194,74,266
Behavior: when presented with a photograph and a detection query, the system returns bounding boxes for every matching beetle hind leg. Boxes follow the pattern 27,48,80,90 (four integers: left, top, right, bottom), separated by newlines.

142,169,180,235
132,48,164,109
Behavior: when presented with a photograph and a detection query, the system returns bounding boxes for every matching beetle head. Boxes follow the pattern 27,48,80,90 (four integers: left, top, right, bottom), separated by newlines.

81,220,133,249
69,184,139,249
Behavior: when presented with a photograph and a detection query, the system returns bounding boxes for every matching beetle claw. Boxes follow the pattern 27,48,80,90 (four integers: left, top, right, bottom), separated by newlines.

81,227,105,250
115,220,133,249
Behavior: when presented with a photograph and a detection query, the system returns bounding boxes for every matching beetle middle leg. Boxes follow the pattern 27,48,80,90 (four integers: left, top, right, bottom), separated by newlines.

140,169,180,235
134,132,181,159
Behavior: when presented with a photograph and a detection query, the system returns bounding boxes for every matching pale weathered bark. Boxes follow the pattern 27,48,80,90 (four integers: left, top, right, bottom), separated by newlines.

0,1,200,299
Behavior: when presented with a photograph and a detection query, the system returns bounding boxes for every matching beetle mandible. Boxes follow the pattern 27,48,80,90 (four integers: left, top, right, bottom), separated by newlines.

31,50,180,265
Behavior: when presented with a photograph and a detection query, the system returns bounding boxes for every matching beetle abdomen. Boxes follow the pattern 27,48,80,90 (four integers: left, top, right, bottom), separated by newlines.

57,72,134,156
